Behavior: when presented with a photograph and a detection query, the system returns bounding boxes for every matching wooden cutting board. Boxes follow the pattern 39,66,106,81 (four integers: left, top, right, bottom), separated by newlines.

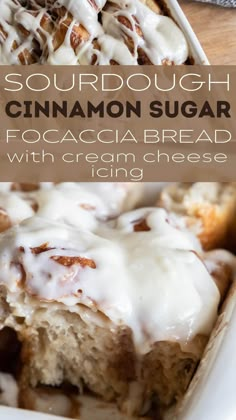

179,0,236,64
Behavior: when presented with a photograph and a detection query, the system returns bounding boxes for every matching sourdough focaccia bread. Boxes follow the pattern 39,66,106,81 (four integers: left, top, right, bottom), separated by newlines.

0,0,189,65
0,208,233,417
158,182,236,251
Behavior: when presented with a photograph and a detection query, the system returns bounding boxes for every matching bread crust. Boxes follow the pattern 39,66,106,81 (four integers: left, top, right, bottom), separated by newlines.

7,306,205,416
158,183,236,250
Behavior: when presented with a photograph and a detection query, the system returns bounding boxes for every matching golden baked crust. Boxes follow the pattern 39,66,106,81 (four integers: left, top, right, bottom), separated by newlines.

158,183,236,250
0,299,205,416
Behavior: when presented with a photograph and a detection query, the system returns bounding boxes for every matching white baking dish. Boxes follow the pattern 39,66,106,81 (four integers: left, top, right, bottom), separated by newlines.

0,400,129,420
1,274,235,420
175,282,236,420
166,0,209,65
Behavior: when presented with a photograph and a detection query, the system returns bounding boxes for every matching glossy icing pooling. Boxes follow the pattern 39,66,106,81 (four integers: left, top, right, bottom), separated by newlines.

0,182,142,231
0,0,189,64
0,193,34,225
0,208,220,353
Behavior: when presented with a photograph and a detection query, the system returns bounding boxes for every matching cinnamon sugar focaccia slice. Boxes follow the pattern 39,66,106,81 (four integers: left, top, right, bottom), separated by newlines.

0,211,233,417
158,182,236,251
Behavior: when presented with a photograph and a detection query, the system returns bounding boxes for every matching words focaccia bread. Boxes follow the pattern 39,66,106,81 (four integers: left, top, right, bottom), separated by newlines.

0,209,233,416
0,0,189,65
158,182,236,251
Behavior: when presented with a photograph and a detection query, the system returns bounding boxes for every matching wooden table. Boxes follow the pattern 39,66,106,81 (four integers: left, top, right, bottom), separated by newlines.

179,0,236,64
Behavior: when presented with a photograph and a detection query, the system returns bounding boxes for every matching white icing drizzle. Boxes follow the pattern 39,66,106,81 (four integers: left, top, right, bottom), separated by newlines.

0,183,14,192
0,192,34,226
34,188,99,230
49,182,142,219
31,182,143,229
0,0,189,65
0,182,142,231
0,209,220,353
56,0,106,35
101,0,188,64
113,206,201,250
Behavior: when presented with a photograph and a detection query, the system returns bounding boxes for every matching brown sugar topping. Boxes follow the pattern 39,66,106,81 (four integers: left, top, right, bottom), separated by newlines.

133,218,151,232
51,255,96,268
30,243,54,254
20,243,96,269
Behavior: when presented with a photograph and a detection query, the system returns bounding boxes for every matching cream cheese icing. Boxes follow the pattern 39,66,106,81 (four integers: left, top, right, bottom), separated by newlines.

0,210,220,354
0,0,189,65
50,182,142,219
0,192,34,226
0,183,14,192
0,182,142,231
30,182,143,228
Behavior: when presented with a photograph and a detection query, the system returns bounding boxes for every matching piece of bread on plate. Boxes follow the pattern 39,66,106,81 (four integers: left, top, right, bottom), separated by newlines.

158,182,236,251
0,208,233,417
